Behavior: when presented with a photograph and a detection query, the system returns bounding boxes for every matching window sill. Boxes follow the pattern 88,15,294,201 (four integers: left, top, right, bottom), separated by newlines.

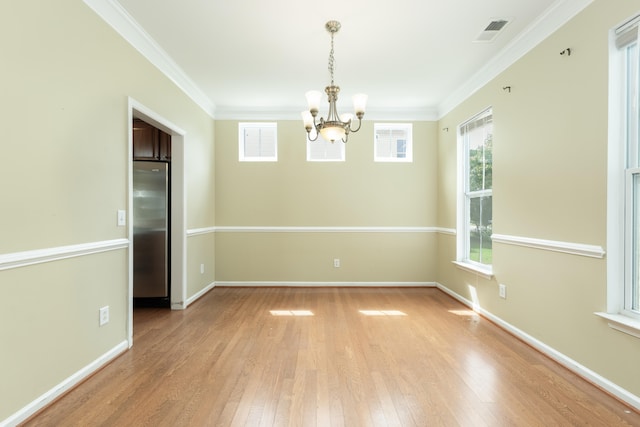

452,261,494,280
594,312,640,339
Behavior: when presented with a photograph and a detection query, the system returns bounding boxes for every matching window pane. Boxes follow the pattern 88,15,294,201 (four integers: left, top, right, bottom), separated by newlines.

468,122,493,192
469,195,493,264
244,127,276,157
239,123,277,161
308,136,345,161
243,128,261,157
627,43,640,168
632,173,640,311
397,139,407,158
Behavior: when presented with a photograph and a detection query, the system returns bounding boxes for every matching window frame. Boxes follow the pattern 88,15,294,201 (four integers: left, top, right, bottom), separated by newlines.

604,14,640,327
456,107,493,276
374,123,413,162
238,122,278,162
626,168,640,314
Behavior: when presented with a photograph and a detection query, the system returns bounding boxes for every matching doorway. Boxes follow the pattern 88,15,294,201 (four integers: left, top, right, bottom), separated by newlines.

127,97,186,347
132,119,171,308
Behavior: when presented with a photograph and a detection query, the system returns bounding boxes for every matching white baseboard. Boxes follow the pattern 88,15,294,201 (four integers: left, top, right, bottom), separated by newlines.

1,340,128,427
435,283,640,411
215,281,436,287
186,281,216,307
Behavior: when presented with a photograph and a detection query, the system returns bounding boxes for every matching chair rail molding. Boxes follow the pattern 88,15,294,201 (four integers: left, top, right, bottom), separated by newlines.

491,233,605,259
214,226,441,233
0,239,129,271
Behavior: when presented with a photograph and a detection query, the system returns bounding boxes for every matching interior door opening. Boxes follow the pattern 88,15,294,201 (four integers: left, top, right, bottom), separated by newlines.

128,98,187,347
132,118,171,308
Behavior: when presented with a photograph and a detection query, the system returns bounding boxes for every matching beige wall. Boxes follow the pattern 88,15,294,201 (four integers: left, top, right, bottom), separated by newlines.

187,232,216,296
214,120,439,283
215,231,436,283
437,0,640,397
215,121,437,227
0,0,215,420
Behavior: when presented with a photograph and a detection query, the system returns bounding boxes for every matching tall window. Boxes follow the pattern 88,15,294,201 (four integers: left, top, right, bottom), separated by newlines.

459,108,493,268
374,123,413,162
608,16,640,320
239,123,277,161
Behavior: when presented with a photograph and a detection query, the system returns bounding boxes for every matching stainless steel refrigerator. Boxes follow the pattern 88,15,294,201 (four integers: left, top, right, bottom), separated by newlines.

133,161,169,302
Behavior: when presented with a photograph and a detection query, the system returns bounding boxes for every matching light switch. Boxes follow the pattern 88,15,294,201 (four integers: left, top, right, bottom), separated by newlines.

117,210,126,226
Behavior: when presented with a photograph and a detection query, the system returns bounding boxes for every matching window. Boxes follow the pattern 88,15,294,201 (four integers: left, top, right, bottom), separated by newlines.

458,108,493,270
239,123,277,161
374,123,413,162
307,136,345,162
607,16,640,321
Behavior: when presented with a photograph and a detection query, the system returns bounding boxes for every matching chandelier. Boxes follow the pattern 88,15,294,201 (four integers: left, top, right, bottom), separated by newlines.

302,21,367,143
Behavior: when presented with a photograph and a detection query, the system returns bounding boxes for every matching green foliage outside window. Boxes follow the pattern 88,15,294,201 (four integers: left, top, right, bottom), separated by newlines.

468,133,492,265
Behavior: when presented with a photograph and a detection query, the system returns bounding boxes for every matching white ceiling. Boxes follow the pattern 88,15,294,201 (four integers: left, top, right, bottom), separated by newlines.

91,0,592,120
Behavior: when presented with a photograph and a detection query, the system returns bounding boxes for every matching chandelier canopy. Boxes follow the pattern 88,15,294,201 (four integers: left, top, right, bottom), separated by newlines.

302,21,367,143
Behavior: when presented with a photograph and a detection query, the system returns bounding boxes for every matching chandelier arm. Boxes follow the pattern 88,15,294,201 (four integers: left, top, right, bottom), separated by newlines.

304,114,321,141
307,129,319,142
348,118,363,133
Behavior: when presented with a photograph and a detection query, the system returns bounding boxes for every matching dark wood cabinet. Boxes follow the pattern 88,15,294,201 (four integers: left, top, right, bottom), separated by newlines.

133,119,171,161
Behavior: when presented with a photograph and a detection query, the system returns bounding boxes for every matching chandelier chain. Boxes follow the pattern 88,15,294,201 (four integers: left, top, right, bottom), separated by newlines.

328,31,335,86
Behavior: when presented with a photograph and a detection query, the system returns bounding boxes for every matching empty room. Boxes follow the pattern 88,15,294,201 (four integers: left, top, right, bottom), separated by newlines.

2,0,640,425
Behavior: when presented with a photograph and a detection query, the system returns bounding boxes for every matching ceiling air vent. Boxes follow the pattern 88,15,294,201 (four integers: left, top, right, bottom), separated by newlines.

474,19,510,43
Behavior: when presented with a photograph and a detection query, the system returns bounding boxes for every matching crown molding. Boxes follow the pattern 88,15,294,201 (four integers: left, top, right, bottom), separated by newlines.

84,0,593,123
83,0,216,118
436,0,594,119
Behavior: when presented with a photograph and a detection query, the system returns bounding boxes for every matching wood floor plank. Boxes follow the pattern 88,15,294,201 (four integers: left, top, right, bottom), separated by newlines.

22,287,640,426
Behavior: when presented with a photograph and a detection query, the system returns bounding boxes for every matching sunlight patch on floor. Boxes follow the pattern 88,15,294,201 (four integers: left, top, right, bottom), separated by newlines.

448,309,479,317
468,284,481,311
359,310,407,316
269,310,314,316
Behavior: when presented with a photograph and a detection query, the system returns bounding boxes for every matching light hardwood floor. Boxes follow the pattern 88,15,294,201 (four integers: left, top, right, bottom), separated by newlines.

24,287,640,426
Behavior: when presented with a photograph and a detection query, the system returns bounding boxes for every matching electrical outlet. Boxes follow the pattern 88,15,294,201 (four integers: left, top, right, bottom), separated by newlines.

200,263,205,274
99,306,109,326
499,284,507,299
333,258,340,268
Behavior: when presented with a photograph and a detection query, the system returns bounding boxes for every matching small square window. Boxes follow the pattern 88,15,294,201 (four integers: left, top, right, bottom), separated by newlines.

239,123,277,162
307,136,345,162
374,123,413,162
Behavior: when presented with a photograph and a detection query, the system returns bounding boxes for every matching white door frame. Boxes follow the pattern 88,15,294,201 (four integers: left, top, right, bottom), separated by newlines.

127,97,187,347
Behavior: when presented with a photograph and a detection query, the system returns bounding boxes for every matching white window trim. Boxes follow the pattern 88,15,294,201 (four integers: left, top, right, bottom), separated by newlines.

238,122,277,162
595,312,640,339
455,108,493,277
451,260,494,280
600,15,640,337
374,123,413,162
